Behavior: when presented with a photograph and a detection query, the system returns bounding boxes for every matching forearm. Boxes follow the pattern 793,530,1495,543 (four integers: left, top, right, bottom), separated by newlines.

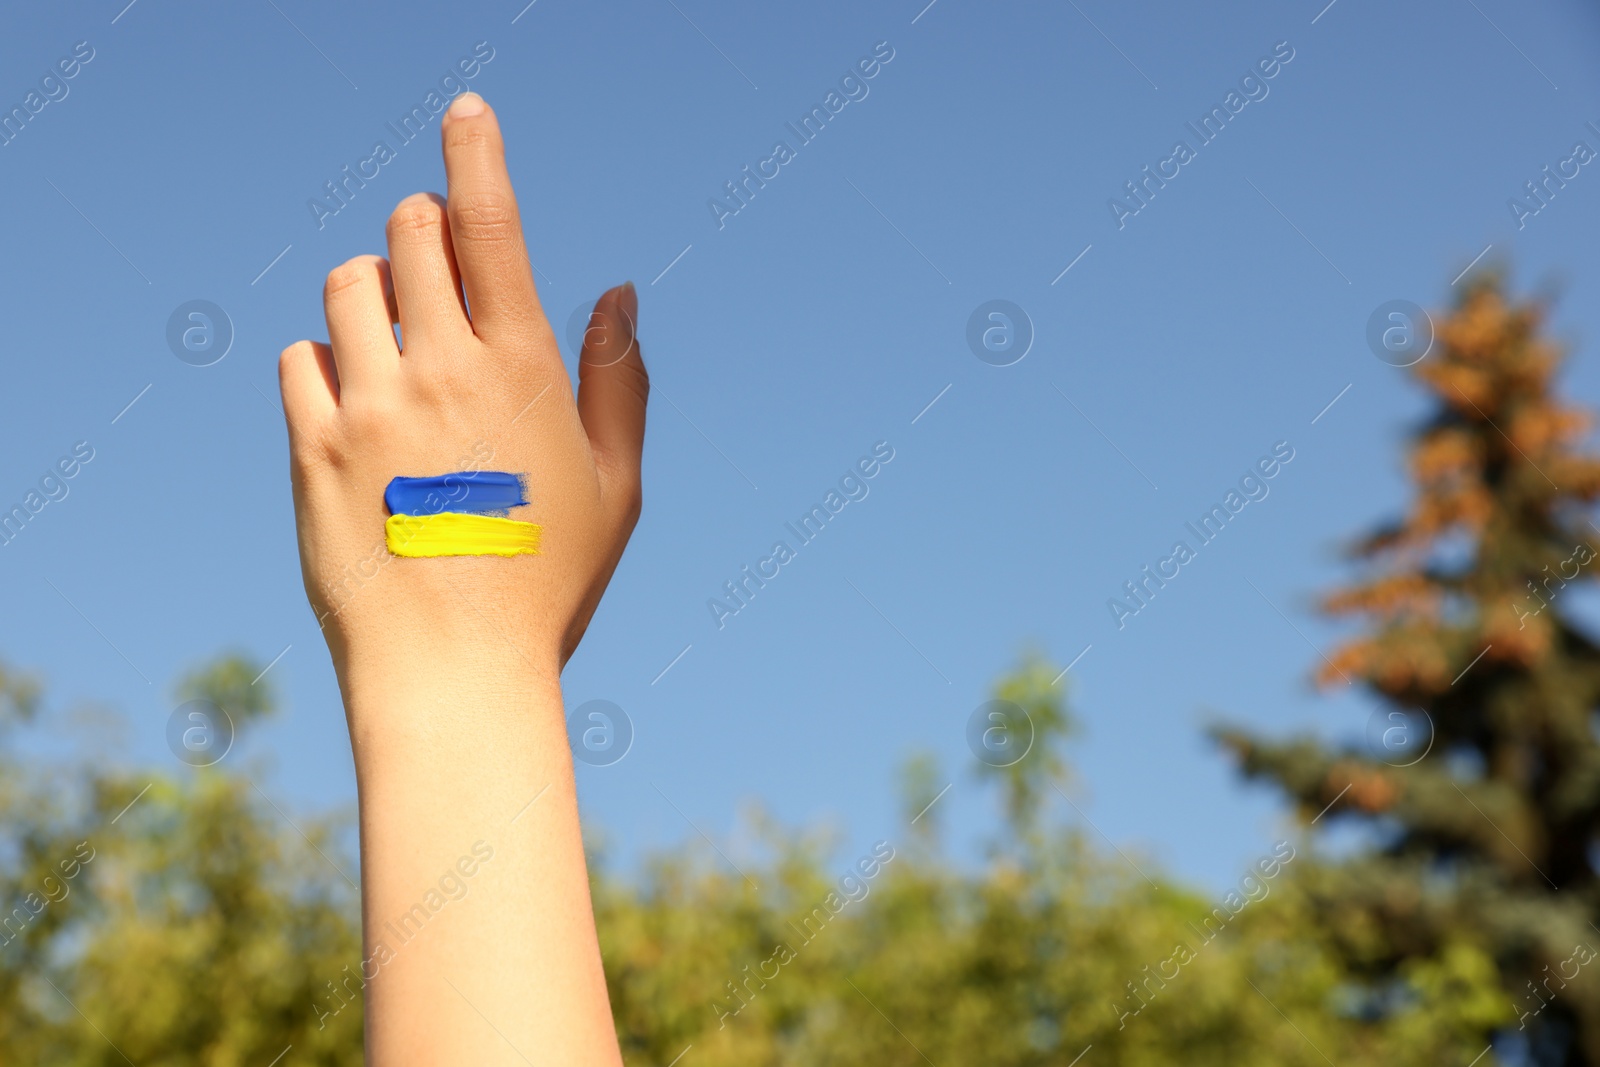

343,656,620,1066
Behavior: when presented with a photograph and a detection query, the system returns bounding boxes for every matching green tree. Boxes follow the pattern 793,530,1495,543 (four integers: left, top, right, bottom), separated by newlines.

1216,275,1600,1065
0,653,364,1065
596,659,1500,1066
0,640,1508,1065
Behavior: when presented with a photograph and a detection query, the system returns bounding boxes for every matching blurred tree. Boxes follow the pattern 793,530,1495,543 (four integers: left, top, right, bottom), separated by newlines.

974,651,1075,841
0,661,39,730
0,652,363,1066
175,651,277,727
0,638,1517,1061
1215,275,1600,1065
597,659,1500,1066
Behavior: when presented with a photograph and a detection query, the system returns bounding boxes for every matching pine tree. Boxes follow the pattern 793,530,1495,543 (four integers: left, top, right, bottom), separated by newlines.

1216,274,1600,1065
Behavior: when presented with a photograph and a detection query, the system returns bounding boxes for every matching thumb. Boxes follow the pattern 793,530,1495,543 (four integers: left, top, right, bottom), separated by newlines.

575,281,648,512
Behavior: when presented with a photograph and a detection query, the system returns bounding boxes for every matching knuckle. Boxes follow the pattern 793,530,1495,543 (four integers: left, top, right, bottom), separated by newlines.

387,199,443,240
289,424,338,474
324,259,374,299
619,354,650,408
444,122,496,154
450,190,520,245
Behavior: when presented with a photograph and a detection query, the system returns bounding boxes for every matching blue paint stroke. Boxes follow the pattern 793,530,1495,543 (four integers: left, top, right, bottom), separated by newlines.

385,472,528,516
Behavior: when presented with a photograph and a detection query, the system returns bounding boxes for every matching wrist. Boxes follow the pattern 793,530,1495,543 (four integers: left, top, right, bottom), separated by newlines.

336,643,565,766
335,627,561,701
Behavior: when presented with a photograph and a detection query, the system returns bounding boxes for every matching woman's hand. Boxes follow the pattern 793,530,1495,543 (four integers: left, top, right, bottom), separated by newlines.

279,91,647,688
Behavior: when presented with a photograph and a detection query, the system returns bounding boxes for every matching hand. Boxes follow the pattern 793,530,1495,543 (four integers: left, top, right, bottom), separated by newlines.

277,92,635,1066
278,92,647,686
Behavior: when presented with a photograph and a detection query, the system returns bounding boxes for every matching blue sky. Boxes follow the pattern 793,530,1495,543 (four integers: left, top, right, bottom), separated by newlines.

3,0,1600,894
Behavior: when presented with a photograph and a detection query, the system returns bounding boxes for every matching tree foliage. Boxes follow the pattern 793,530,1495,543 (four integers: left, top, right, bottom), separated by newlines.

1217,274,1600,1065
0,649,1504,1065
0,654,362,1066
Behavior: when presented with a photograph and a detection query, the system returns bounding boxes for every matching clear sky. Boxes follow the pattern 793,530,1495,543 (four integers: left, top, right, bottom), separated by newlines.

3,0,1600,894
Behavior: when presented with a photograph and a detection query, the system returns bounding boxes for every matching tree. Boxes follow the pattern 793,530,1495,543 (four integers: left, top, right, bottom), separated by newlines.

0,647,1504,1063
596,658,1498,1066
1216,274,1600,1065
0,653,364,1065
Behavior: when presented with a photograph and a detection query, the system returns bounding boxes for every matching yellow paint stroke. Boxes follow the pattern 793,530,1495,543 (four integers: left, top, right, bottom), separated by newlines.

385,513,542,558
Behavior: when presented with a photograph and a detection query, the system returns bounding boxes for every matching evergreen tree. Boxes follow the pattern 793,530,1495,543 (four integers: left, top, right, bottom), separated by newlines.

1216,275,1600,1065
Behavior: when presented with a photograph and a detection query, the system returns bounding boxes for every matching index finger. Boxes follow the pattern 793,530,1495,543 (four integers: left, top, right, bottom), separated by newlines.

439,93,544,343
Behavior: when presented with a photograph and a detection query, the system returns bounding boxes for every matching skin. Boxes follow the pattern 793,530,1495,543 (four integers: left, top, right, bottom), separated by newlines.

278,91,642,1065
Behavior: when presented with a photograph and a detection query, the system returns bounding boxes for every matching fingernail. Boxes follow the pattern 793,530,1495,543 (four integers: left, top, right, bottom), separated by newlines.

449,92,486,119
